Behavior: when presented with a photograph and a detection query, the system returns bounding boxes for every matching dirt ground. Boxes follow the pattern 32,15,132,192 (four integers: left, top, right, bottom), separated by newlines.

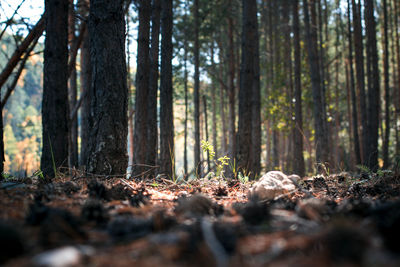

0,171,399,266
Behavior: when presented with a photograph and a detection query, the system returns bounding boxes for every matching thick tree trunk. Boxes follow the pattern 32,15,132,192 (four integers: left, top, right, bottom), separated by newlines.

41,0,69,178
237,0,258,175
364,0,380,171
132,0,151,177
159,0,174,178
292,0,305,177
146,0,161,176
87,0,128,175
193,0,201,177
303,0,329,166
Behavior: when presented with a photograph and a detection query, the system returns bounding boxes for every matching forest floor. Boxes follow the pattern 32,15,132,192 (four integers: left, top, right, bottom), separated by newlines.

0,170,399,266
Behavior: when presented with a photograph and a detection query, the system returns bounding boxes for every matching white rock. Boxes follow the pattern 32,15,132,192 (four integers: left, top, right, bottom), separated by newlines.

248,171,299,200
32,246,94,267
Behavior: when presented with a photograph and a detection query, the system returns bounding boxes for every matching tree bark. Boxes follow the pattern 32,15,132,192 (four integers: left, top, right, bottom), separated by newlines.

364,0,380,170
382,0,390,168
79,27,91,167
193,0,201,177
237,0,258,175
68,0,78,168
352,0,367,163
303,0,330,166
146,0,161,176
227,3,236,162
87,0,128,175
132,0,151,177
251,0,261,177
346,0,361,165
159,0,174,178
292,0,305,177
41,0,69,178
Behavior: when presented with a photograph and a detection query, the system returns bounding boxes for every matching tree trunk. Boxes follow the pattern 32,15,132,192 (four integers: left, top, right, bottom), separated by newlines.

292,0,305,177
346,0,361,165
87,0,128,175
132,0,151,177
79,27,91,167
364,0,380,170
193,0,201,177
227,4,236,162
217,40,227,155
237,0,258,175
210,42,218,160
41,0,69,178
203,95,210,172
159,0,174,178
382,0,390,168
68,0,78,168
251,3,261,177
183,21,189,175
146,0,161,176
351,0,367,163
394,0,400,157
303,0,329,166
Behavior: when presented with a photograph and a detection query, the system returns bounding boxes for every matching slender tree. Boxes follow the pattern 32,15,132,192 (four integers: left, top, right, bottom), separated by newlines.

347,0,361,165
303,0,330,166
251,1,261,177
159,0,174,177
193,0,201,176
382,0,390,168
292,0,305,177
146,0,161,176
86,0,128,175
132,0,151,177
68,0,78,168
352,0,367,162
41,0,69,178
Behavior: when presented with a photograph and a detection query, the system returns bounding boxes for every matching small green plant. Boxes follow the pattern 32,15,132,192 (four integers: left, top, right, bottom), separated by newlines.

1,172,13,180
33,169,44,179
201,140,229,179
356,164,372,175
316,162,330,177
238,172,249,184
229,158,238,179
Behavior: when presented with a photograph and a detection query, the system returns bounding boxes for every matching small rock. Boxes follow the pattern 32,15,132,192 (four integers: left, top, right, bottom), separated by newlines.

248,171,298,200
32,246,94,267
